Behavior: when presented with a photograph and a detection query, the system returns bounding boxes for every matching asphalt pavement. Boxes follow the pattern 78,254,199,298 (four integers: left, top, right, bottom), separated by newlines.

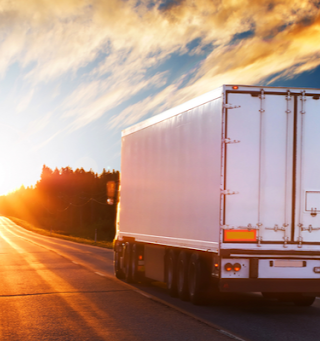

0,217,233,341
2,216,320,341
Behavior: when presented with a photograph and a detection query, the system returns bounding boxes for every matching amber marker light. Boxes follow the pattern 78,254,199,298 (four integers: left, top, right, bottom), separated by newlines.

225,263,233,271
139,255,143,260
224,229,257,242
232,85,239,90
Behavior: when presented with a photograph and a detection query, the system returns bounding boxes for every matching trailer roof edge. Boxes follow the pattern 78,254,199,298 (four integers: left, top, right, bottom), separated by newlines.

121,86,224,137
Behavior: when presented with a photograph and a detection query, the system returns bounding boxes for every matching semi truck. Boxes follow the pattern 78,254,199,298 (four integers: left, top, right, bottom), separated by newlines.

112,84,320,306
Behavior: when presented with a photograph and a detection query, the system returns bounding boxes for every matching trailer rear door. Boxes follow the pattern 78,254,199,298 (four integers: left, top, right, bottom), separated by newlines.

294,93,320,243
224,91,294,243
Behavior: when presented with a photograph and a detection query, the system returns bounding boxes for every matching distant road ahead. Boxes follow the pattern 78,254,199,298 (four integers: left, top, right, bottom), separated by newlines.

0,217,231,341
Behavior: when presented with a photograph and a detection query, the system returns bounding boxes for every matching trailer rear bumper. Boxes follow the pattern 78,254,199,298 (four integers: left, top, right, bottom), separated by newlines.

219,278,320,293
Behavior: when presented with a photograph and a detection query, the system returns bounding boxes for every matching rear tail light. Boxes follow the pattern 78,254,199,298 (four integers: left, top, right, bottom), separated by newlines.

225,263,233,271
233,263,241,272
224,262,242,272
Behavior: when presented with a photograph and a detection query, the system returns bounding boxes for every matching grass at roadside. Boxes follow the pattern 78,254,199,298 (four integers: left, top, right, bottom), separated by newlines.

5,216,114,249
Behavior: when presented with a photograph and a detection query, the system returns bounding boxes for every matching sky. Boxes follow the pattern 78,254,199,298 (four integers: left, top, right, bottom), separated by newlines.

0,0,320,195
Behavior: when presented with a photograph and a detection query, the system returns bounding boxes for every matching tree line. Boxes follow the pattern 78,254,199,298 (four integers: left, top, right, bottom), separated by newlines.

0,165,119,241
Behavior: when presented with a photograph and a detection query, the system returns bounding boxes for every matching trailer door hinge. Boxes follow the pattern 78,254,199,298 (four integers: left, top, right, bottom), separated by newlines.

300,90,306,114
285,90,291,114
224,138,240,144
221,189,239,195
223,103,241,109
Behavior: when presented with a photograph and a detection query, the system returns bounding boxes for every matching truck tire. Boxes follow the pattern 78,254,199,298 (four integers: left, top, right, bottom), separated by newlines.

188,253,207,305
114,249,124,279
124,242,132,283
177,251,190,301
166,250,178,297
131,243,138,282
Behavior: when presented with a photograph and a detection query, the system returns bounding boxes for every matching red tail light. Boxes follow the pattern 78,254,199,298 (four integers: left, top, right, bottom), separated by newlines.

233,263,241,272
225,263,233,271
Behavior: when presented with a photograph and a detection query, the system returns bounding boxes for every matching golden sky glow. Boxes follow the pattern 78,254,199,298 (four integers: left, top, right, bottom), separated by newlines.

0,0,319,194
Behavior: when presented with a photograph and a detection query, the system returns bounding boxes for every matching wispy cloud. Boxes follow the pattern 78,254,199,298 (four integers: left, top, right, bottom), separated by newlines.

16,88,34,112
1,0,319,135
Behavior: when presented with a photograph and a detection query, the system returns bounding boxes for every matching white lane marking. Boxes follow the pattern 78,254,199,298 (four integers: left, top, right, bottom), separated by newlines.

95,272,106,277
219,329,246,341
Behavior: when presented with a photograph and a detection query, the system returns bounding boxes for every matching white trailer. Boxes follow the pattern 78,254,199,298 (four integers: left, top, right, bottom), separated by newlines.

113,84,320,305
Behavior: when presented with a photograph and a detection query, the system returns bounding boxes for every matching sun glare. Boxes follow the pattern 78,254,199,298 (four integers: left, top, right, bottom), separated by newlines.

0,163,22,196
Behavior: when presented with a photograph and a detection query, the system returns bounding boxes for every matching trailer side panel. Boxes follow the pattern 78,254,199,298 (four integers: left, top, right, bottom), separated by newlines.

119,96,223,251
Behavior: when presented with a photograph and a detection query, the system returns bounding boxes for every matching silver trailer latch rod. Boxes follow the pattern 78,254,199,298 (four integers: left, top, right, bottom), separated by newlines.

256,89,265,247
297,91,307,247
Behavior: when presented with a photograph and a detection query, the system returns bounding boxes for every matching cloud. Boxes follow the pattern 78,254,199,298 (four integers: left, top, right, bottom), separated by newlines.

60,70,168,131
0,0,320,135
16,88,34,112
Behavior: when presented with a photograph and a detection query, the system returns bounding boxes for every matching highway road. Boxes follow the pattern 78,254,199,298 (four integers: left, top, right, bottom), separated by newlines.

1,216,320,341
0,217,232,341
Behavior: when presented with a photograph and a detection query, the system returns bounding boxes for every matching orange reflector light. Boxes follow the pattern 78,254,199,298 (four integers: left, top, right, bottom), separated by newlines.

232,85,239,89
139,255,143,260
224,229,257,242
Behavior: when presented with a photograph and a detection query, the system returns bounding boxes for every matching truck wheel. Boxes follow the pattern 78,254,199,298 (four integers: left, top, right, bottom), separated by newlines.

124,242,132,283
166,250,178,297
177,251,190,301
114,250,124,279
188,253,207,305
293,295,315,307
